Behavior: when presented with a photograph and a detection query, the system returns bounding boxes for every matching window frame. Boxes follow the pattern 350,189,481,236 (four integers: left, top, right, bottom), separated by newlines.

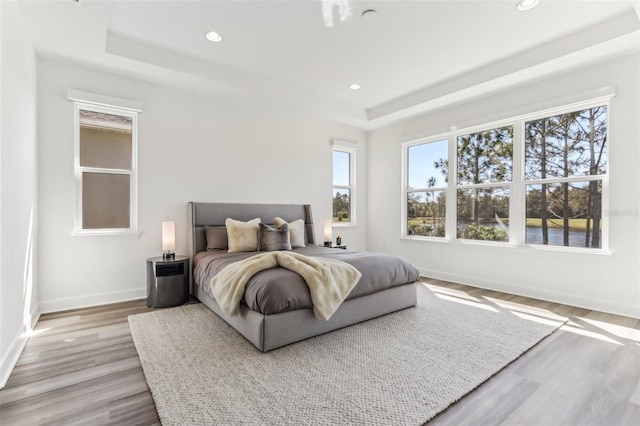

331,140,357,227
403,136,451,239
73,101,139,237
520,103,609,250
454,125,514,244
401,96,611,253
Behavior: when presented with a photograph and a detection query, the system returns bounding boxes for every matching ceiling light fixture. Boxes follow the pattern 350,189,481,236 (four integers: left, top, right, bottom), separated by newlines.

349,83,361,90
361,9,377,19
322,0,352,28
205,31,223,43
516,0,540,11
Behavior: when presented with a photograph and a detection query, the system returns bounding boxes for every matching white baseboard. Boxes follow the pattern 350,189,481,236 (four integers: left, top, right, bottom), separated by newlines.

1,304,41,389
418,267,640,320
39,287,146,314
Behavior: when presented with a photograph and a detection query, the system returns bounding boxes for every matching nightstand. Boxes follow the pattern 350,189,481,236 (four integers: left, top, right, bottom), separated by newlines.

325,245,347,250
146,255,190,308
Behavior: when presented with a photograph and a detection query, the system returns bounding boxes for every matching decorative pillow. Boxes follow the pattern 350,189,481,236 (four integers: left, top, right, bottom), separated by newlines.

225,218,261,253
273,217,306,248
205,225,228,250
259,223,291,252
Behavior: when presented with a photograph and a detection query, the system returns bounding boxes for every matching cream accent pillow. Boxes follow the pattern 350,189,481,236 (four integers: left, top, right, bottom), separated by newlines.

273,217,306,248
225,218,261,253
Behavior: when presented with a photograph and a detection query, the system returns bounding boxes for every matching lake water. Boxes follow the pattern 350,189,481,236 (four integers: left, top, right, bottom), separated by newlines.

526,227,598,248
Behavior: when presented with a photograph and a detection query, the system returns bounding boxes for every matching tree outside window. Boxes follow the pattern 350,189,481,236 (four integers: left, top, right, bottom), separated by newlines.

525,106,607,248
406,139,448,237
402,101,608,251
456,126,513,242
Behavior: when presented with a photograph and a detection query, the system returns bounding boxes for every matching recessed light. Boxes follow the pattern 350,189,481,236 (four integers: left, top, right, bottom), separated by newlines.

361,9,377,19
349,83,361,90
516,0,540,11
205,31,223,43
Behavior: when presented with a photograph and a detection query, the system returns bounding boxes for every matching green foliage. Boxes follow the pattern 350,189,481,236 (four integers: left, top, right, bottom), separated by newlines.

333,192,350,222
457,126,513,185
407,191,446,219
408,221,445,237
456,188,509,226
457,224,508,242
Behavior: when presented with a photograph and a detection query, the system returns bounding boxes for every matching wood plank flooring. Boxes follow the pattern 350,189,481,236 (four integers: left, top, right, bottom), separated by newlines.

1,278,638,425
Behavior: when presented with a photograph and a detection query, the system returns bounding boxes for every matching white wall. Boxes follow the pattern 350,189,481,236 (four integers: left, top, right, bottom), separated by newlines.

37,57,366,313
367,53,640,319
0,2,39,388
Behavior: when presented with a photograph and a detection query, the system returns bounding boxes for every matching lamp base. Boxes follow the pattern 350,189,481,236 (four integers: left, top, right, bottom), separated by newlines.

324,240,332,247
162,252,175,260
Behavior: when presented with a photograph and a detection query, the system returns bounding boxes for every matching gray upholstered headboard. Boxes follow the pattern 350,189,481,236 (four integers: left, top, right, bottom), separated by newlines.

187,202,315,261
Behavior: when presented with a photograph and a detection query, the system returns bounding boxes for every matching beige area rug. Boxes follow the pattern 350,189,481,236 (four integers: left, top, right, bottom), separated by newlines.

129,283,565,425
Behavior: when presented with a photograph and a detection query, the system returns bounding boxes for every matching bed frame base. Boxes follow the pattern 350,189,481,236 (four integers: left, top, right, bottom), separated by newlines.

193,283,417,352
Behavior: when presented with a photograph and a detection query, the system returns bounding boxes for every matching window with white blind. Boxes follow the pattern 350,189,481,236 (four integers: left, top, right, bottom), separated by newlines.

73,101,138,236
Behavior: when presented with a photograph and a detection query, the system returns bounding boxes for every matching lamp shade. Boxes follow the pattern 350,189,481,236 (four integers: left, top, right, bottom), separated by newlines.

323,219,333,241
162,221,175,251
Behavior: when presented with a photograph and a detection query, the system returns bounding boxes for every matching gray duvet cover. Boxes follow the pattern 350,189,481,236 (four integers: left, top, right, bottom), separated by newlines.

194,246,420,315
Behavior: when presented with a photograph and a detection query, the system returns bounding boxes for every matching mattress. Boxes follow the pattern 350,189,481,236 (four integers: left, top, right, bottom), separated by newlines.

193,246,420,315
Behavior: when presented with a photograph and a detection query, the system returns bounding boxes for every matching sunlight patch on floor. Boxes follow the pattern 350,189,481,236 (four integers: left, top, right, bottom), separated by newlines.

510,311,566,327
423,283,481,302
434,293,499,312
577,316,640,343
559,323,624,346
28,328,51,337
482,296,566,322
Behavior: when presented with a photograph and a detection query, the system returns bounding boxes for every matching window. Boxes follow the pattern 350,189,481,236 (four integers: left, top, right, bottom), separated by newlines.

456,126,513,242
402,99,609,251
406,139,448,237
74,102,138,235
332,141,356,225
524,106,607,248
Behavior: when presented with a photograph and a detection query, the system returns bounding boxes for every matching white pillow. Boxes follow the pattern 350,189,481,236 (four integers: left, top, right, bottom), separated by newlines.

273,217,306,248
225,218,261,252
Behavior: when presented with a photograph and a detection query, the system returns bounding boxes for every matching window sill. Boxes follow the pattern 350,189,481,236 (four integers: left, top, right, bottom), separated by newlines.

73,230,142,239
401,236,515,248
400,235,611,255
332,222,357,228
522,243,611,256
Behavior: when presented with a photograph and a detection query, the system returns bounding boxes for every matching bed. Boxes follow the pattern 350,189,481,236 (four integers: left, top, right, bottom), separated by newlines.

187,202,420,352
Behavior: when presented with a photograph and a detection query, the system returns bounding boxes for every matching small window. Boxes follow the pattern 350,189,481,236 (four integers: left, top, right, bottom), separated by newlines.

332,142,356,225
74,103,138,235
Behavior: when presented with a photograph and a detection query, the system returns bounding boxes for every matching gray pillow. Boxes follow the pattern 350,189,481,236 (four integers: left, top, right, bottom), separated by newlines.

259,223,291,251
205,226,228,250
273,217,306,248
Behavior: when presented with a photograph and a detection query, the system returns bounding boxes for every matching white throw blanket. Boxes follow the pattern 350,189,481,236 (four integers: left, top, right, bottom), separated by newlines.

210,251,362,320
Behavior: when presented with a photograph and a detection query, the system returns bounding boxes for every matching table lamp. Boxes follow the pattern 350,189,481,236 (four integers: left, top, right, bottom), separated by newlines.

162,221,175,260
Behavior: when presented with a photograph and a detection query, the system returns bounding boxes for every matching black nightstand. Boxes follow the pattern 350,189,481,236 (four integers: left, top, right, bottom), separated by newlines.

146,255,190,308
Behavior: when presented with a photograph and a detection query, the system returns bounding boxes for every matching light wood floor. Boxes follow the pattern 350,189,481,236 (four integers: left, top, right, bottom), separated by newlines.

1,278,639,425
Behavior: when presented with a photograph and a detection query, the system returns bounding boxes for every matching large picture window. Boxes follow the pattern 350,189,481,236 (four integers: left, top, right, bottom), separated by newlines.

402,100,609,251
74,103,138,235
